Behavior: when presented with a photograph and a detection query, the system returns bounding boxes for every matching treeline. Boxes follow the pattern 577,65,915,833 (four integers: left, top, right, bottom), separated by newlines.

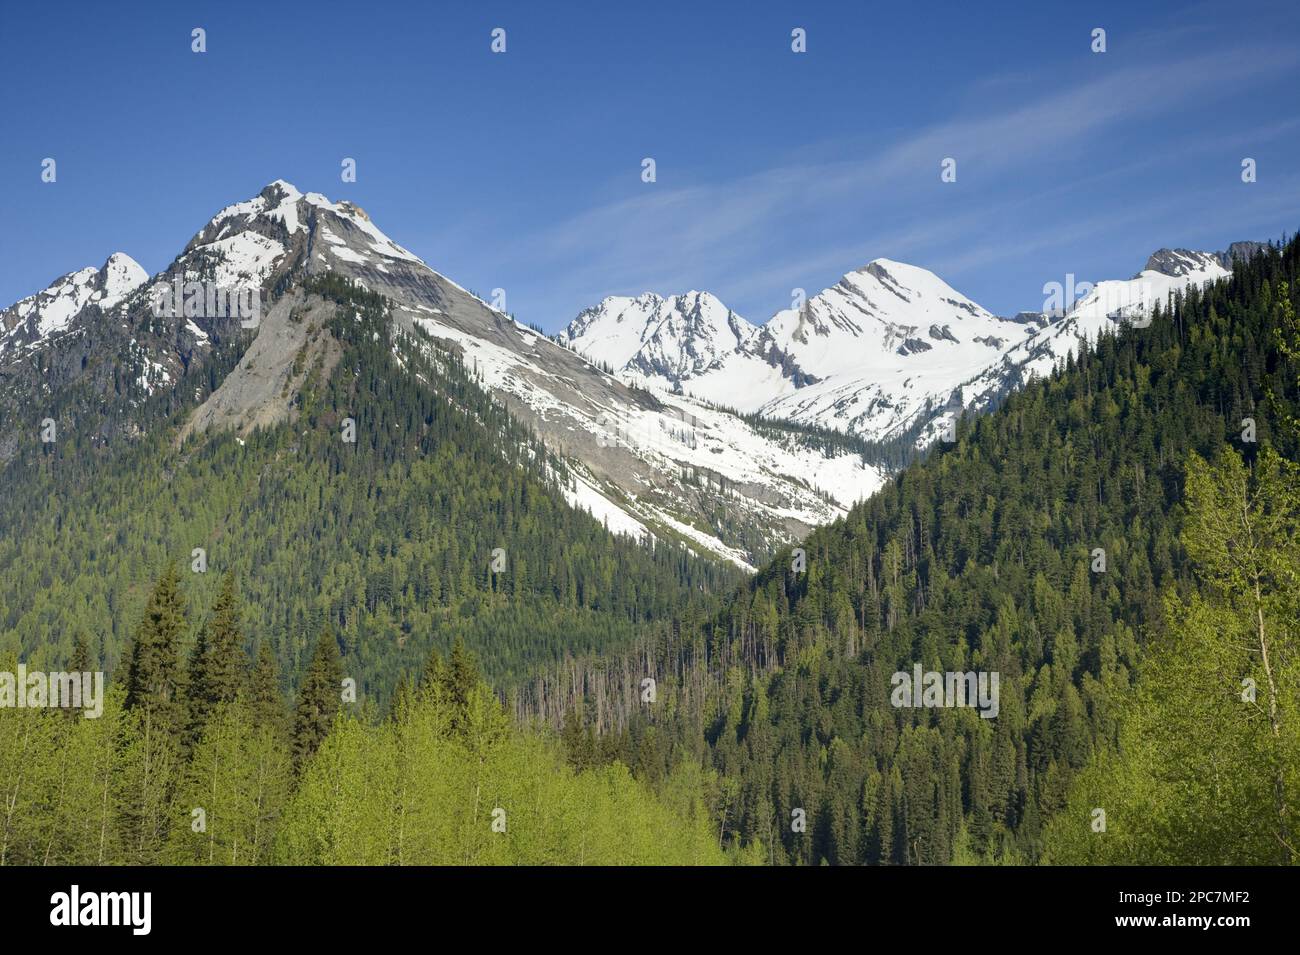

0,275,735,703
736,407,925,473
526,238,1300,864
0,567,737,866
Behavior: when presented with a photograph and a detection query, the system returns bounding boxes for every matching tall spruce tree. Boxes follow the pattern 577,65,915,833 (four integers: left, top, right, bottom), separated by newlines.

248,641,286,734
417,646,449,705
187,572,245,747
69,632,93,672
292,630,343,766
123,564,188,732
446,637,477,710
62,633,94,720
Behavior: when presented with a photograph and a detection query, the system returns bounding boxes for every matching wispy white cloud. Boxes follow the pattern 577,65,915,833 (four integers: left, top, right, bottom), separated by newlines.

493,42,1300,325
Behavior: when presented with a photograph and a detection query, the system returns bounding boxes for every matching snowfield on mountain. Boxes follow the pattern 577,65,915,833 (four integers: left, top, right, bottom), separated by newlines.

565,245,1260,449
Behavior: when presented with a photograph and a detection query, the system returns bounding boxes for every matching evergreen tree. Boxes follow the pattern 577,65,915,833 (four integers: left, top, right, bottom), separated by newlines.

417,646,447,701
69,632,93,672
1047,447,1299,865
123,564,188,733
247,641,286,735
387,673,413,723
446,637,478,712
62,633,94,720
292,630,343,766
187,572,245,747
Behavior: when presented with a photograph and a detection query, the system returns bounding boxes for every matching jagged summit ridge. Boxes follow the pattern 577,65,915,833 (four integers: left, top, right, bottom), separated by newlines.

566,254,1034,435
565,290,758,385
565,242,1264,447
0,252,147,355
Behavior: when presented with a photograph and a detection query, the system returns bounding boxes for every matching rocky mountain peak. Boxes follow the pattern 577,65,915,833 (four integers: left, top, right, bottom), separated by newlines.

1217,240,1269,268
0,252,148,357
1142,248,1223,278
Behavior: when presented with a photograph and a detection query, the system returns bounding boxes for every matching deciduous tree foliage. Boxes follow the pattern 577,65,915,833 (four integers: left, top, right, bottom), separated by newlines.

278,662,728,865
0,582,736,866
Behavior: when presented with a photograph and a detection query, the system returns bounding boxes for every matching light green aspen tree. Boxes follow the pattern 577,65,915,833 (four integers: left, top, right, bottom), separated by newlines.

1046,447,1299,864
0,698,57,865
116,704,180,864
39,689,127,864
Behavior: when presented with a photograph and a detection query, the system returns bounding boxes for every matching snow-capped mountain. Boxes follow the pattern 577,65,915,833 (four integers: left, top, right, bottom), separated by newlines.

2,179,1260,565
567,243,1259,448
1,252,147,357
0,181,885,567
963,248,1239,411
1066,249,1229,325
565,291,758,386
755,259,1037,440
567,257,1040,437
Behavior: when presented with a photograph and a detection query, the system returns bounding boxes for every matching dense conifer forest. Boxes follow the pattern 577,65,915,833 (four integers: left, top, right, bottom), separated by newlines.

0,276,735,699
525,238,1300,865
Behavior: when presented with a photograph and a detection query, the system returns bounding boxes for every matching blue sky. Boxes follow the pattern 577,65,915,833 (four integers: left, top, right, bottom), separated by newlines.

2,0,1298,328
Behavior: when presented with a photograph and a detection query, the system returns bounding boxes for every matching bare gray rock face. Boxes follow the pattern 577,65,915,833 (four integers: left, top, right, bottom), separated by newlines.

1216,241,1269,268
1144,242,1269,276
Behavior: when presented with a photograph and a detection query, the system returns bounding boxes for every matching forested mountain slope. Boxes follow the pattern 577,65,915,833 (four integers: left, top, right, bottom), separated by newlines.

535,237,1300,864
0,273,749,866
0,275,734,698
